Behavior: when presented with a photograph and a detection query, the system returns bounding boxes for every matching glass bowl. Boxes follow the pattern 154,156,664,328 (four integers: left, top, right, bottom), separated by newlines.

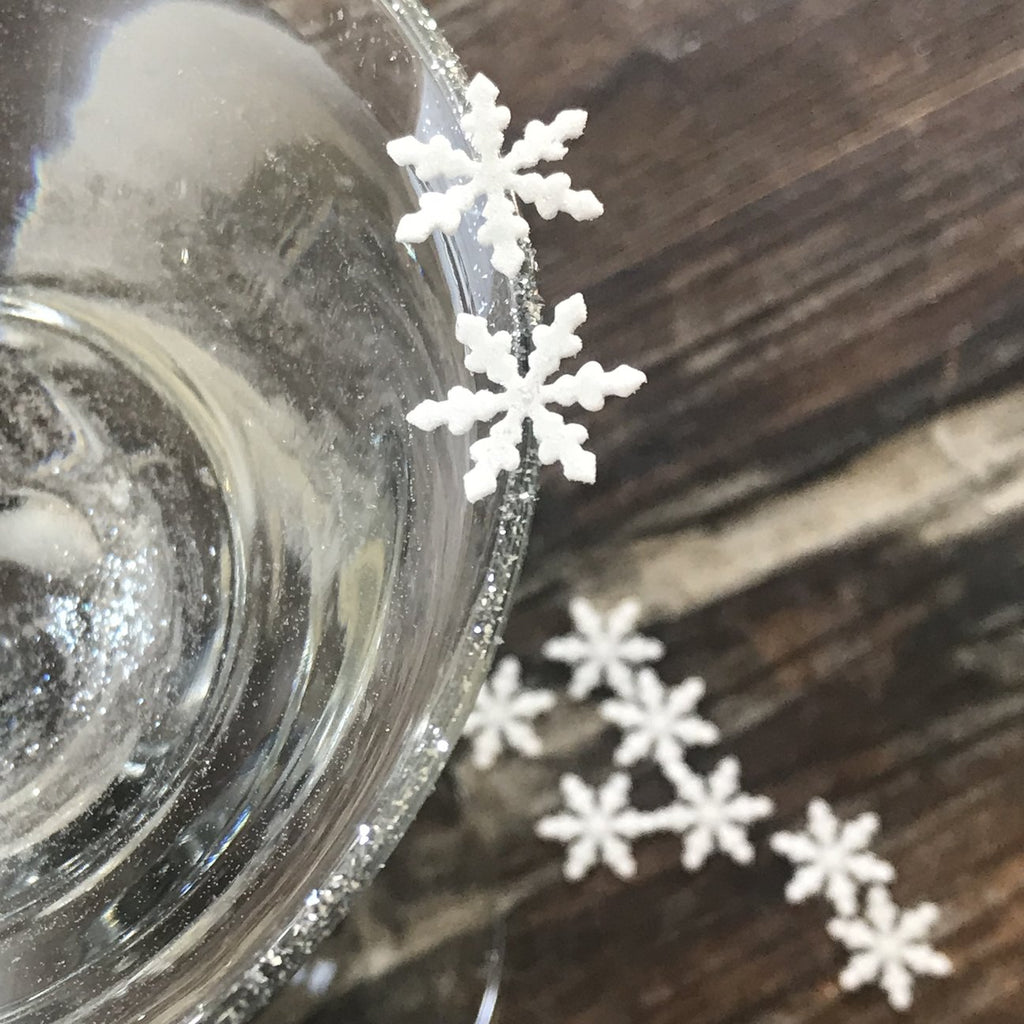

0,2,538,1022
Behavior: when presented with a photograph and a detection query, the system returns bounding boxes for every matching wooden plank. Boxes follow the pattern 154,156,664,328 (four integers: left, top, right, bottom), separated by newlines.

525,65,1024,570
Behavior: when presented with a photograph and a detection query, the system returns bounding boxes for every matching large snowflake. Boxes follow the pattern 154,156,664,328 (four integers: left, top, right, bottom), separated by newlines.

407,293,645,502
387,73,603,278
463,656,556,770
535,772,656,881
600,668,719,770
542,596,665,700
770,799,895,917
828,886,952,1011
658,757,774,872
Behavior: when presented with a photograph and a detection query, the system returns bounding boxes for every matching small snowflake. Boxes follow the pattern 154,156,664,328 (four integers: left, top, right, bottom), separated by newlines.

770,799,896,917
464,656,556,770
407,293,645,501
658,757,774,871
387,73,603,277
291,958,337,997
535,772,656,881
828,886,953,1012
542,596,665,700
600,668,719,770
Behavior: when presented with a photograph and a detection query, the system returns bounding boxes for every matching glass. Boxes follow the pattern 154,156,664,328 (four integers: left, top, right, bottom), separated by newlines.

0,2,538,1023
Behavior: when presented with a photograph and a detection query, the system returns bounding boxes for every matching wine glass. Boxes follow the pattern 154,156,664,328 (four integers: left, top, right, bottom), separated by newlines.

0,2,537,1022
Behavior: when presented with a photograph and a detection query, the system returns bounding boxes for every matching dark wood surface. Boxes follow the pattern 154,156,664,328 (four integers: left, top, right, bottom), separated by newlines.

262,0,1024,1020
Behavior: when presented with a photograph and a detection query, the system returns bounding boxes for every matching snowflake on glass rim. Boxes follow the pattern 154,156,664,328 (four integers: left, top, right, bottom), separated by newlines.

828,886,953,1011
291,958,337,998
463,656,556,770
658,756,774,872
542,596,665,701
600,668,719,770
535,772,656,881
387,73,603,278
770,799,895,917
407,293,645,502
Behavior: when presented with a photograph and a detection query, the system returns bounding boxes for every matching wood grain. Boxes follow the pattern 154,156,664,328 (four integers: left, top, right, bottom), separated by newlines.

258,0,1024,1021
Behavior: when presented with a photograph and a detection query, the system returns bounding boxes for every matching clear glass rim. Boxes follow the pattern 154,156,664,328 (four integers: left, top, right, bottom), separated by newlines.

202,3,541,1020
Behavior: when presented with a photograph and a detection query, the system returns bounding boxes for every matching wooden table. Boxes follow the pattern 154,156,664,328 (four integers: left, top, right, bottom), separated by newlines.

262,0,1024,1020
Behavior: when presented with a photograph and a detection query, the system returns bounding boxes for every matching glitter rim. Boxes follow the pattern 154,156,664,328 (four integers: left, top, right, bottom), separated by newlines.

205,4,541,1021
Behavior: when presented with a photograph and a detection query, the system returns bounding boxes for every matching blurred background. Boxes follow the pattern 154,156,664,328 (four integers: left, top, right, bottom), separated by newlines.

263,0,1024,1020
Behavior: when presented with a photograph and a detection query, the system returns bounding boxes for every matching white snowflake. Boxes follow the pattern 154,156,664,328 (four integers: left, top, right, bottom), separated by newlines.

828,886,953,1012
407,293,645,502
463,656,556,770
542,596,665,701
658,756,774,872
770,799,896,917
535,772,656,881
387,73,603,278
599,668,719,770
291,957,337,997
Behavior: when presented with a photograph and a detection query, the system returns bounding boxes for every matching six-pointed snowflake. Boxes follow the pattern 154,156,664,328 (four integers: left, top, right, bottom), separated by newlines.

659,756,774,872
828,886,953,1011
770,799,895,917
291,958,337,998
535,772,656,881
407,294,645,501
387,73,603,277
542,596,665,700
600,668,719,770
464,656,556,770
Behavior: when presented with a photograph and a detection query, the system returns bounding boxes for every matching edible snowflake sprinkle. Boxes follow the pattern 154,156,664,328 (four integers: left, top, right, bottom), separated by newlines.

535,772,656,881
658,756,774,872
463,656,556,770
291,958,337,997
600,669,719,770
827,886,953,1012
387,73,603,278
407,293,646,502
542,596,665,701
770,799,895,917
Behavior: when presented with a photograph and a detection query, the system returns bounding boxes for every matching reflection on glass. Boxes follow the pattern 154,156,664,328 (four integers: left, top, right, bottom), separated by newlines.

0,3,536,1023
